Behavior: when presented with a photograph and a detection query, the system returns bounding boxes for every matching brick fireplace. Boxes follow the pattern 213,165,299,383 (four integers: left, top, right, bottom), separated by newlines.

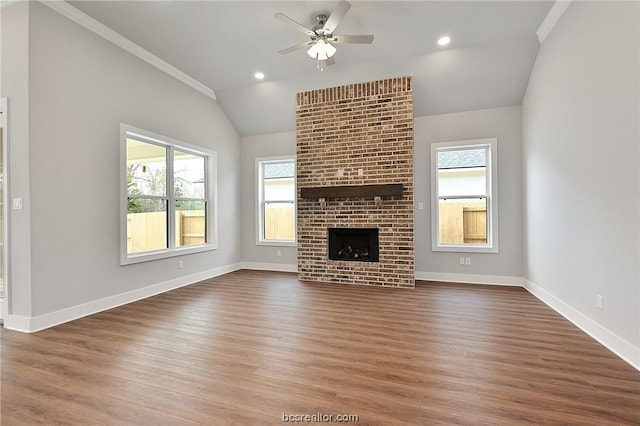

296,77,414,288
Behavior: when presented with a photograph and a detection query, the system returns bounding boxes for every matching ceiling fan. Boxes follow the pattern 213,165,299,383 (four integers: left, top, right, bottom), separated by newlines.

275,0,374,71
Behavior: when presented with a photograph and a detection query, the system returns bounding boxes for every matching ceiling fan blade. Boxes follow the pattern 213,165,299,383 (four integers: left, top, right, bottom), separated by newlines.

323,0,351,34
278,41,313,55
332,34,374,44
274,12,315,37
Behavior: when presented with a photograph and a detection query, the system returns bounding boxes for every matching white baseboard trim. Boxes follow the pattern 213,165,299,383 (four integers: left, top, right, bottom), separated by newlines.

524,279,640,372
6,264,638,372
3,314,31,333
240,262,298,273
415,271,523,287
5,263,241,333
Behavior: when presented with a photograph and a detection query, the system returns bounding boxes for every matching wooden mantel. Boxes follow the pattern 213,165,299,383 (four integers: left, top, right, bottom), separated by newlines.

299,184,403,200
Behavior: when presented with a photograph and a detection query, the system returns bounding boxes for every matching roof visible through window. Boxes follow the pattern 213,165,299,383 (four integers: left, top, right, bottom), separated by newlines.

264,162,295,179
438,148,486,169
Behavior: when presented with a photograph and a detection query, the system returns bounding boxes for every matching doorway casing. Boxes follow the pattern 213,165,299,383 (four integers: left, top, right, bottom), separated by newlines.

1,97,9,324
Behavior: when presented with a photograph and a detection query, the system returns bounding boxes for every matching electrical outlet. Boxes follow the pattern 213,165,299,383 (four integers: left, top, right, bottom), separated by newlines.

418,202,424,210
358,168,364,176
276,250,282,257
597,294,603,309
465,257,471,265
12,198,23,210
459,257,465,265
178,260,184,269
337,169,344,177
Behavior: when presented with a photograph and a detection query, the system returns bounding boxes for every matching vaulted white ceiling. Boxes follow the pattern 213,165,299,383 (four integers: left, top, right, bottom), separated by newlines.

69,1,554,136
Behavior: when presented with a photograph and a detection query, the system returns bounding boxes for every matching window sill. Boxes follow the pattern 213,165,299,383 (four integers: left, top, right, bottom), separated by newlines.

432,244,498,254
121,243,218,265
256,240,297,248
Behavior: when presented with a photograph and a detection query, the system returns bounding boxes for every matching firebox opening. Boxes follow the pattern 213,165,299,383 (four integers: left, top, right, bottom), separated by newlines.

328,228,379,262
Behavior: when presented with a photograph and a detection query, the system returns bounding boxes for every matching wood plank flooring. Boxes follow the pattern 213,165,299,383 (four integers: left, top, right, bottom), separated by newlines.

2,270,639,425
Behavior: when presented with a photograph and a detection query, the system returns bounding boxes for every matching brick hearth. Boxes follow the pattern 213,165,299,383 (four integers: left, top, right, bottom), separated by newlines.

296,77,414,288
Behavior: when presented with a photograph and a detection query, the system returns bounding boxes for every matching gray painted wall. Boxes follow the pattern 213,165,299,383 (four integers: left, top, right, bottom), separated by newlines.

414,106,523,280
4,2,241,318
522,1,639,348
240,131,297,266
240,106,523,283
1,2,33,317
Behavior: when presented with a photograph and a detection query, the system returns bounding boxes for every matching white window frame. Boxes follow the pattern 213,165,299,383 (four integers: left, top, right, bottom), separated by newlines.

120,123,218,265
430,138,498,253
256,156,297,247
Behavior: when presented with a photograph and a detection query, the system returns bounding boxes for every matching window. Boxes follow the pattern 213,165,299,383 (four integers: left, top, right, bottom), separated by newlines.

257,157,296,246
431,138,498,253
120,124,217,264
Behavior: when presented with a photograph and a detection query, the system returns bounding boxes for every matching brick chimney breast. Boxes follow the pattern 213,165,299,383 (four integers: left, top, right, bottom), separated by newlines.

296,77,414,288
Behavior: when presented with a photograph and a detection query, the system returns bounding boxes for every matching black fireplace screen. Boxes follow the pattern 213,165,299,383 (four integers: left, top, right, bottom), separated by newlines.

328,228,379,262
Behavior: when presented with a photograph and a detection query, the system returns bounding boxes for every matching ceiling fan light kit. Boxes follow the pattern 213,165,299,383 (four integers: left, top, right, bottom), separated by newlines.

307,39,336,61
276,0,374,70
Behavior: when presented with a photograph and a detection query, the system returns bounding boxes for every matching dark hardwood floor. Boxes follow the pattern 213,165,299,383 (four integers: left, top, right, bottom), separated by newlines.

2,270,639,425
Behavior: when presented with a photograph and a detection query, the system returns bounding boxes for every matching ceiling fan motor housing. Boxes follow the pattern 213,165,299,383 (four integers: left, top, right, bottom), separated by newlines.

314,14,329,34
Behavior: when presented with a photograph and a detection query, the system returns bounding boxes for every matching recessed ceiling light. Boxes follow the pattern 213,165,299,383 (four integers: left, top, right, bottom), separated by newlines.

254,72,265,80
438,36,451,46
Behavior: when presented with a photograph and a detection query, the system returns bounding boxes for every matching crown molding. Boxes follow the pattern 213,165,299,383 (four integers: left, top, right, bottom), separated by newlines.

536,0,572,44
39,1,216,100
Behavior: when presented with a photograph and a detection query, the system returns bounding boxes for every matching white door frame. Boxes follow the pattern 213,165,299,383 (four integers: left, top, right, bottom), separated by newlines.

1,97,9,324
